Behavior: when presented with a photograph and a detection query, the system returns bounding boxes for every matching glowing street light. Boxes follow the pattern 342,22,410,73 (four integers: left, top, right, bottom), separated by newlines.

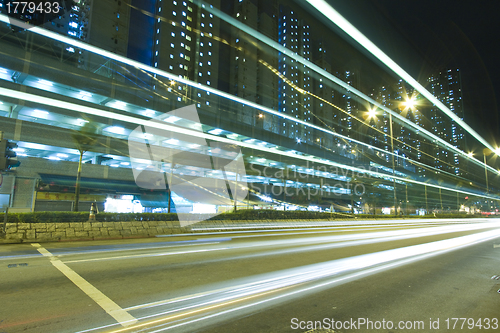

367,107,377,119
482,148,497,193
402,96,417,110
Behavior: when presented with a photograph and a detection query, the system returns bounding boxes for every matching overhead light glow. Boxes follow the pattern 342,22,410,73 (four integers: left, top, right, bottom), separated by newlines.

38,79,53,87
80,91,92,98
76,118,89,126
164,116,181,123
164,138,179,145
208,128,223,135
32,109,49,117
104,126,125,134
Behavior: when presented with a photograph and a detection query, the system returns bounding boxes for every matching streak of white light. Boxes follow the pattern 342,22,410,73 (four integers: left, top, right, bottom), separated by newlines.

0,241,223,262
0,14,481,178
64,222,500,266
187,218,472,232
195,3,497,174
90,223,499,316
305,0,493,152
0,86,497,201
63,247,226,264
105,228,500,332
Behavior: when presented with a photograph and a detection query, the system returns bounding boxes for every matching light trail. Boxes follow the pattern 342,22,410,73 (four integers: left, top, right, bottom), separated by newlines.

62,247,227,264
95,227,500,332
0,86,497,201
0,220,473,264
187,218,475,233
305,0,494,152
258,59,464,176
0,14,496,179
193,2,499,175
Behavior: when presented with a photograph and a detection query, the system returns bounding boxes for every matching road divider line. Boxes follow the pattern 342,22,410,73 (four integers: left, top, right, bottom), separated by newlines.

31,243,138,327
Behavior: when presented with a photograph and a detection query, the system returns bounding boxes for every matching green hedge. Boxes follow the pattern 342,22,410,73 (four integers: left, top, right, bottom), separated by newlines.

206,210,350,221
0,212,178,223
0,210,484,223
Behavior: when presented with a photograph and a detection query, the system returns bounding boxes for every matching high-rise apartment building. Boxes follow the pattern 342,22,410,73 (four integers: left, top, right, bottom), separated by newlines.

227,0,279,132
428,69,465,175
277,4,313,143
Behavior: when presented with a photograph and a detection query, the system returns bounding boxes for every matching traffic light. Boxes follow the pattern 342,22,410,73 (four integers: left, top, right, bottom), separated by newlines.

0,139,21,171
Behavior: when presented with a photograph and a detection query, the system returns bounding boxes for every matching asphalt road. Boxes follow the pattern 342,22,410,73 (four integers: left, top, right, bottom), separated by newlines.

1,218,500,333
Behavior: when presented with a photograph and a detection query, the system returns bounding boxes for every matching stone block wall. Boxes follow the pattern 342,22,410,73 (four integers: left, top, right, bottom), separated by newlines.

3,219,340,242
4,221,190,241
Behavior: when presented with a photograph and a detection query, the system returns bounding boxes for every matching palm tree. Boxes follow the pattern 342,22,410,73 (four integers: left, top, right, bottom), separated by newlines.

71,121,98,212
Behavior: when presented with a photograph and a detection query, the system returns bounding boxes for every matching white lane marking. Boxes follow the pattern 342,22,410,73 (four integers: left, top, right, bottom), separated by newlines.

63,247,227,264
31,243,137,327
493,244,500,248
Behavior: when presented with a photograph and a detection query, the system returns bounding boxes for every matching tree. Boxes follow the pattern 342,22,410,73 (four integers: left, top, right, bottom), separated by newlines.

71,121,98,212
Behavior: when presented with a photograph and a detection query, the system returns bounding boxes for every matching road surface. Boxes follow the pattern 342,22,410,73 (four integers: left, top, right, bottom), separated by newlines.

1,218,500,332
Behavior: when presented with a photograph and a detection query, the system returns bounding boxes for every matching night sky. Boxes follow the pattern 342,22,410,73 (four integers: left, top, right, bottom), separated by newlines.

320,0,500,148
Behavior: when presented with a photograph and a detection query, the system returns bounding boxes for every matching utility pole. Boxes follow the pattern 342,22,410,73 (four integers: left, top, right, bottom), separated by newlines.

425,185,428,214
483,153,489,193
439,188,443,211
405,184,408,215
234,165,238,212
389,113,397,216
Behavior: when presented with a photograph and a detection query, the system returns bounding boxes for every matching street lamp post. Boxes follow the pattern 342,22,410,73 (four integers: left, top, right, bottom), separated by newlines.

367,107,397,216
389,113,397,216
483,148,491,193
405,183,408,215
424,185,428,213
